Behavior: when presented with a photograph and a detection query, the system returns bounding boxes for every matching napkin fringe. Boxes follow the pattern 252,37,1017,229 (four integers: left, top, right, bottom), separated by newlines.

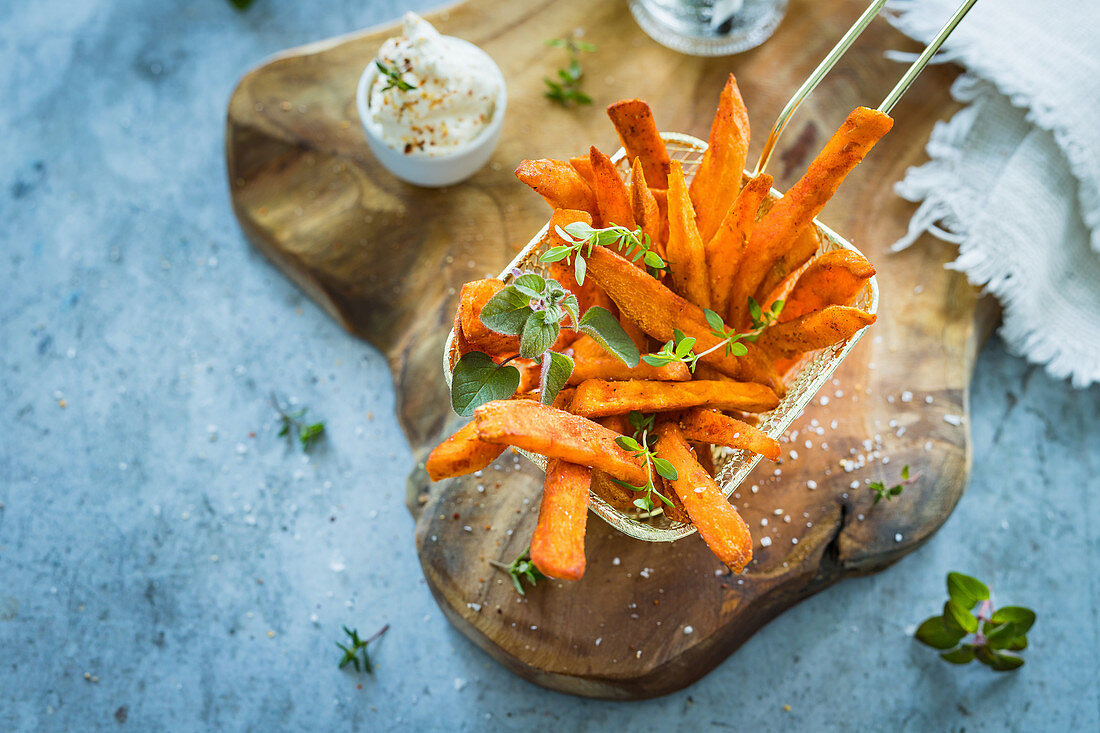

889,78,1100,388
887,1,1100,253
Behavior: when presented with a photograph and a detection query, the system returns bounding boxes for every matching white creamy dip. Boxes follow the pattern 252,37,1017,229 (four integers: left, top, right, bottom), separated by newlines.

367,13,502,155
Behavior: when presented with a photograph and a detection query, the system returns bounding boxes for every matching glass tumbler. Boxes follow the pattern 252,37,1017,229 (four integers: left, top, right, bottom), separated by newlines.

629,0,788,56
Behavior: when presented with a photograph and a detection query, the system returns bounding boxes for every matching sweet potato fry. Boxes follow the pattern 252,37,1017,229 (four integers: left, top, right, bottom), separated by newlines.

779,249,876,321
569,156,595,188
584,246,744,378
630,158,661,246
756,226,820,307
690,74,751,243
706,173,773,318
727,107,893,327
677,408,781,460
756,305,876,357
654,422,753,572
665,161,711,308
515,158,597,214
568,334,610,361
426,421,507,481
570,379,779,418
606,99,670,188
651,188,669,255
459,280,520,356
566,355,690,385
473,400,648,485
530,459,591,580
589,146,636,229
453,298,473,357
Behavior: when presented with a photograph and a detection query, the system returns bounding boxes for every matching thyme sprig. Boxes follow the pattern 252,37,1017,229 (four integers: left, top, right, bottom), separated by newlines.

272,393,326,451
337,624,390,674
642,298,784,372
375,60,417,92
610,411,678,513
543,222,668,285
489,547,545,595
870,464,920,505
543,37,596,107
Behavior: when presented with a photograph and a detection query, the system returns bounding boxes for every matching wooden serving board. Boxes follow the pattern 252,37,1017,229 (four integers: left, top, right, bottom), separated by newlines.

227,0,996,699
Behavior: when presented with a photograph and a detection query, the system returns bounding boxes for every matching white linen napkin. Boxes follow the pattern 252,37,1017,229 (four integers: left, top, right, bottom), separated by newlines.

886,0,1100,387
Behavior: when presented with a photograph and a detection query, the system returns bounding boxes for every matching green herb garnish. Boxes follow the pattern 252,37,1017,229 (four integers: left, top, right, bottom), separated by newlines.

870,464,919,505
544,222,667,285
376,60,417,92
543,37,596,107
490,548,545,595
914,572,1035,671
337,624,389,674
642,298,784,372
609,411,678,514
272,394,326,451
450,272,639,416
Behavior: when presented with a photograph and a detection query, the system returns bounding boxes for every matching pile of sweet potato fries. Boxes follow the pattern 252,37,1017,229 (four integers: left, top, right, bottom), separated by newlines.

427,76,889,581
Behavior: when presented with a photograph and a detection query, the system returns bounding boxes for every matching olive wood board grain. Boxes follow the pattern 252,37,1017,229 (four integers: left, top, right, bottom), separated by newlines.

226,0,997,699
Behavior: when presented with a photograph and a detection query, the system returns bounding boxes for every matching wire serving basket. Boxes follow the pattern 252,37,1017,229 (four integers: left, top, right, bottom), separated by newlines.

444,132,878,542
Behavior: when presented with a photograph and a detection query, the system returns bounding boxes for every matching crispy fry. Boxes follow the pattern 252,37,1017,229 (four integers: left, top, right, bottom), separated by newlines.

459,280,520,356
584,246,743,378
530,459,591,580
756,305,876,357
567,334,610,361
756,226,820,307
570,379,779,418
606,99,670,188
453,296,473,357
728,107,893,327
569,156,595,188
566,355,690,385
630,158,661,246
677,408,781,460
665,161,711,308
426,421,508,481
690,75,751,243
515,159,597,215
706,173,772,317
589,146,636,229
654,422,753,572
473,400,648,485
779,249,876,321
651,188,669,255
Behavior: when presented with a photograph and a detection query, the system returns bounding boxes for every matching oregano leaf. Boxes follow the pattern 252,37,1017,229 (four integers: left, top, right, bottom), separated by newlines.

539,351,573,406
450,352,521,416
520,310,560,359
947,572,990,609
914,616,965,650
480,286,534,335
512,273,546,298
578,306,640,367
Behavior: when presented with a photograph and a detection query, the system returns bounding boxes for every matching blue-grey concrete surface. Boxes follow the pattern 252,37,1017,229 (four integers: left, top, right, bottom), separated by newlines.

2,1,1098,730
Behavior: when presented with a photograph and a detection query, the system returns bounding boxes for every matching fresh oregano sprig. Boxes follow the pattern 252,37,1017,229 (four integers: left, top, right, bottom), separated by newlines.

543,37,596,107
272,393,326,451
489,547,545,595
375,60,417,92
642,297,784,372
870,464,920,505
543,222,668,285
914,572,1035,671
337,623,390,674
609,411,678,513
450,272,640,416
